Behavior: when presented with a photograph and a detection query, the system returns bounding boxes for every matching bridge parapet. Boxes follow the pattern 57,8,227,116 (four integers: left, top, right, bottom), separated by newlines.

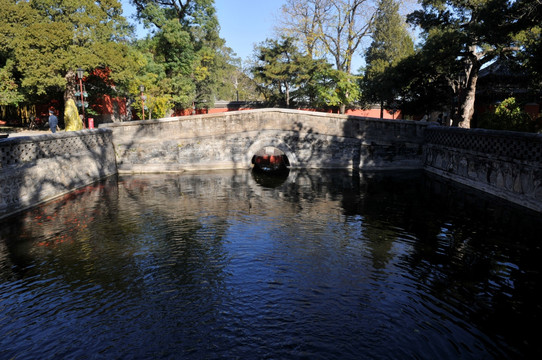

424,126,542,212
0,129,116,219
101,108,428,172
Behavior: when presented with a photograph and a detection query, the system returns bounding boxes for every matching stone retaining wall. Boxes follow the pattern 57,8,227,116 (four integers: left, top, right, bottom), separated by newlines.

423,126,542,212
0,129,117,219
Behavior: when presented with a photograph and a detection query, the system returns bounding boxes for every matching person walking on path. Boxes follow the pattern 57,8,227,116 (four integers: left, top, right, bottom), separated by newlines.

48,110,58,133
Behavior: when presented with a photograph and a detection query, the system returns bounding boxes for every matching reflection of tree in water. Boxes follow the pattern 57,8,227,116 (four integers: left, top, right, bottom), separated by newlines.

0,178,143,292
337,169,542,356
116,175,232,295
0,175,231,295
0,174,237,357
301,170,428,269
0,177,120,280
416,178,542,355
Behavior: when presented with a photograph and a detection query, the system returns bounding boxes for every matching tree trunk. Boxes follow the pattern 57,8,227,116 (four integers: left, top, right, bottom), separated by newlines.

458,63,480,128
456,47,482,129
64,70,77,104
125,98,133,122
380,100,384,119
285,82,290,107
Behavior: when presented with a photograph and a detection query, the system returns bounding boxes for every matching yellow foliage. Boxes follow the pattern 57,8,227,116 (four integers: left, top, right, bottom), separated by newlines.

64,99,83,131
194,66,209,81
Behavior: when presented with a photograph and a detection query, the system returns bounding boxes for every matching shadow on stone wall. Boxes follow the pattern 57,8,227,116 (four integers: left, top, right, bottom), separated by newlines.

100,109,427,173
0,129,117,219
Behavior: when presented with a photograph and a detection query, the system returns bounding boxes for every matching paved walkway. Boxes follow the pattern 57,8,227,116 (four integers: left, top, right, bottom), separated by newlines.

6,130,53,138
1,127,59,138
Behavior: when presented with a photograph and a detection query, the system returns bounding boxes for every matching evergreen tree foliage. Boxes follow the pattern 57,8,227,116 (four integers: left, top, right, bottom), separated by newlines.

252,37,303,107
362,0,413,117
406,0,542,127
252,36,360,111
513,25,542,91
0,59,24,106
131,0,230,111
0,0,137,106
316,67,361,111
374,24,465,119
0,0,141,126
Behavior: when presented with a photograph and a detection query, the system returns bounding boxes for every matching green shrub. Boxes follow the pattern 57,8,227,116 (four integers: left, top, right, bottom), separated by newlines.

477,97,539,132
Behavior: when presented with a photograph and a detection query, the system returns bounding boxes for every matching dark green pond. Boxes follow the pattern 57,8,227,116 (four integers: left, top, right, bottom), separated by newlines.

1,170,541,359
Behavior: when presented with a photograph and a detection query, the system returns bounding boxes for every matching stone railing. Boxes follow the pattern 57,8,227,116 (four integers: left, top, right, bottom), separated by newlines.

423,126,542,212
0,129,117,219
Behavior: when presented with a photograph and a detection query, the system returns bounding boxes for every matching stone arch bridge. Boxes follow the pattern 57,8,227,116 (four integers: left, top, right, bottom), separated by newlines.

101,109,428,173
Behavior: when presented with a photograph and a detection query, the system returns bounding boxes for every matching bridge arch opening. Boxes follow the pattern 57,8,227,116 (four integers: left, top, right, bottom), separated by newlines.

251,146,291,172
246,138,298,170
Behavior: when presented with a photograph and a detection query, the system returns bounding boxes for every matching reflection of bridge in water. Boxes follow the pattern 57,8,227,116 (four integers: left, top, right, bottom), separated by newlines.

101,108,428,173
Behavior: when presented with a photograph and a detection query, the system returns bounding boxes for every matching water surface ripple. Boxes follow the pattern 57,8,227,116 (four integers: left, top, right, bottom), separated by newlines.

1,170,541,359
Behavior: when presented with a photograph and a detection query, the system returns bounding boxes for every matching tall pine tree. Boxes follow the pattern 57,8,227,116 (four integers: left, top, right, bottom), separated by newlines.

362,0,413,118
131,0,227,110
252,37,303,107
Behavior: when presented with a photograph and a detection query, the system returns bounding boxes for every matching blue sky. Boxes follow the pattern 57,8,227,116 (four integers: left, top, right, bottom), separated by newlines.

214,0,287,62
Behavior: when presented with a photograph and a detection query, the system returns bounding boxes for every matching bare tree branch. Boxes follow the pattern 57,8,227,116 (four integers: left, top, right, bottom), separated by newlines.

278,0,377,73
